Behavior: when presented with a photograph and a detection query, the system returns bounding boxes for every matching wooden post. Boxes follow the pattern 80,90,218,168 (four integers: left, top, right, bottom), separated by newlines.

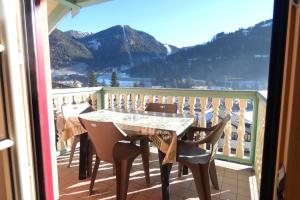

236,99,247,158
178,96,184,114
139,94,144,111
223,98,233,156
200,97,207,148
212,98,220,126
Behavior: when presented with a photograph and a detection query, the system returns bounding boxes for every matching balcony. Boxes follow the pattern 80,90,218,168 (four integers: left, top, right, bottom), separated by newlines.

53,87,267,199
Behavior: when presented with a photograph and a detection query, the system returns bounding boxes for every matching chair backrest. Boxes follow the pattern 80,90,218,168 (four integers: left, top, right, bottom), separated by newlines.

78,118,126,163
145,103,177,114
61,103,91,119
205,114,231,159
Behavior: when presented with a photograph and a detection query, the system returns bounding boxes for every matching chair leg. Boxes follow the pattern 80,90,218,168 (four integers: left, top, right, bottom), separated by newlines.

113,164,116,175
68,135,80,168
115,158,135,200
189,164,211,200
178,163,183,178
89,156,100,195
209,160,219,190
87,142,94,178
140,139,150,186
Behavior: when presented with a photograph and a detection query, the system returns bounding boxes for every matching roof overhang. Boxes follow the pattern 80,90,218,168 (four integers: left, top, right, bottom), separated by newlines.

47,0,111,34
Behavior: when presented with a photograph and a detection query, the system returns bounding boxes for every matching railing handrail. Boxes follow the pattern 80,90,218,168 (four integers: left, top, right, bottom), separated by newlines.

101,86,258,99
52,87,103,95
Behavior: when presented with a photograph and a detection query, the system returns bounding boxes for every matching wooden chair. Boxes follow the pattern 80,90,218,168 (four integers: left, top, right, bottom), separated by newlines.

145,102,177,113
176,114,230,200
61,103,93,167
78,118,150,199
144,102,177,162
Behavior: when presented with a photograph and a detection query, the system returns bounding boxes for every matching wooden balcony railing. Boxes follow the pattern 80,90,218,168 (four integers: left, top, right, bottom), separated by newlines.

52,86,267,191
254,92,267,193
52,87,100,150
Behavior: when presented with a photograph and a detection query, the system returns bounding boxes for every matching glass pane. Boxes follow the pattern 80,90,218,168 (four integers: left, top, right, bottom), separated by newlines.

0,54,7,140
0,149,13,199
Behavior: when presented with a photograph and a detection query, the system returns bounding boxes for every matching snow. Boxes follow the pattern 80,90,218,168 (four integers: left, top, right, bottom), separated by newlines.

87,39,101,51
51,69,85,76
259,90,268,99
51,63,88,76
66,30,92,39
261,22,272,28
122,25,134,66
254,54,269,59
164,44,172,56
242,29,249,36
187,58,199,62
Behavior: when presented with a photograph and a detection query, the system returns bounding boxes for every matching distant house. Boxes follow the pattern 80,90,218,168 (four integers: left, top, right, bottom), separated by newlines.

52,81,74,89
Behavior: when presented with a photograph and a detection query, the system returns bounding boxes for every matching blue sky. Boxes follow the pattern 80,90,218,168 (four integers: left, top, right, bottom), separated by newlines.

57,0,274,47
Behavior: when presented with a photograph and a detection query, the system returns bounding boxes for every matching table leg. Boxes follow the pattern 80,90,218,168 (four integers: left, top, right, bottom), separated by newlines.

158,150,173,200
182,165,189,175
79,132,88,180
140,139,150,186
181,135,189,176
86,141,94,178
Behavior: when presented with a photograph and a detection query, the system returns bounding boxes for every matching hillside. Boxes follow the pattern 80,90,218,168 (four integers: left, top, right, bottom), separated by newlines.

128,20,272,83
50,25,177,71
49,29,93,70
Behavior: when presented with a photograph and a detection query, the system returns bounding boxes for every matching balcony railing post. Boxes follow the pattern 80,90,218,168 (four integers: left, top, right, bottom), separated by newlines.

115,93,120,110
148,95,153,104
167,96,173,105
236,99,247,159
139,94,145,111
123,94,128,111
132,94,137,110
199,97,207,149
250,95,260,165
251,93,267,192
212,98,220,126
200,97,207,128
178,96,184,114
189,96,196,115
158,95,163,104
223,98,233,156
97,88,105,109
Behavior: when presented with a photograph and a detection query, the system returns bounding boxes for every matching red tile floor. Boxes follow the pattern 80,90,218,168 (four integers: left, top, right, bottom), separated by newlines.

57,148,257,200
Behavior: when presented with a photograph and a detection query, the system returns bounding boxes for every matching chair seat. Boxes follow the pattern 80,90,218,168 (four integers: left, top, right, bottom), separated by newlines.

177,143,210,165
113,140,141,161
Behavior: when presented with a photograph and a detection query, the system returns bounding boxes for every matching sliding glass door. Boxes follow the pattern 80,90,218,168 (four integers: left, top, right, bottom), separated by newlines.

0,44,14,200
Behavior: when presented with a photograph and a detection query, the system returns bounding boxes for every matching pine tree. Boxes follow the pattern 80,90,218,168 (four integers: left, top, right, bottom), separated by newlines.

110,71,120,87
88,72,97,87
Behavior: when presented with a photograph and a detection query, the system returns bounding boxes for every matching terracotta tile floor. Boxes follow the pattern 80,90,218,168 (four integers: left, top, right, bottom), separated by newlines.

57,149,258,200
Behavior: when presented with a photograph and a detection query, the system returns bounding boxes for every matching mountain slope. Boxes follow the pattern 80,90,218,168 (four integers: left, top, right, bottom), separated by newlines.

49,29,93,70
50,25,177,72
65,30,92,39
79,25,173,68
128,19,272,82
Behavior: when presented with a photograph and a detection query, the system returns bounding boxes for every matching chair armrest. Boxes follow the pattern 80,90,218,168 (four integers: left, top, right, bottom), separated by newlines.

184,126,215,141
187,126,216,133
126,135,146,142
178,136,210,146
